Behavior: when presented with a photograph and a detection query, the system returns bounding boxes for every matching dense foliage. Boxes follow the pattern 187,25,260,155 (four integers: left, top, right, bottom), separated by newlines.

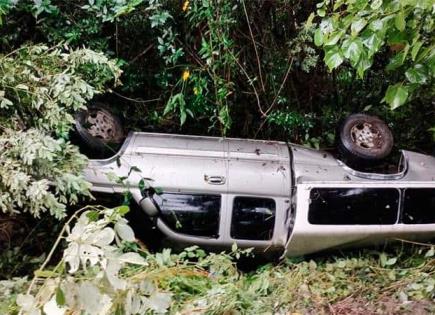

0,0,433,150
313,0,435,110
0,45,121,218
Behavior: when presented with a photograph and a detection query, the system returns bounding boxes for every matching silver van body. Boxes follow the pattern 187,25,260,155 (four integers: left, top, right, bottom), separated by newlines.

84,132,435,256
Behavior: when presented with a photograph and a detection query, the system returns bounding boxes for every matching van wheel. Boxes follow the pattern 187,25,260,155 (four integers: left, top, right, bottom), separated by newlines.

74,103,125,159
338,114,393,164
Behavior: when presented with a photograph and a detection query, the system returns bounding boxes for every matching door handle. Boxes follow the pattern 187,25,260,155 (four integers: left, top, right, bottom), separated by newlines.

204,175,226,185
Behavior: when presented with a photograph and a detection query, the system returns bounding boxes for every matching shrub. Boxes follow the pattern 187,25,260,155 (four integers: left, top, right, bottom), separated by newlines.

0,45,121,218
312,0,435,110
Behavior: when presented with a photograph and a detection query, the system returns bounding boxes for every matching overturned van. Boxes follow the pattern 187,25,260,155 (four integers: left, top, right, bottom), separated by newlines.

83,131,435,257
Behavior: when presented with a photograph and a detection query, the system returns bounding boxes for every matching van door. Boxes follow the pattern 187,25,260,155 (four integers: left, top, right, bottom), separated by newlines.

224,139,292,251
130,133,230,247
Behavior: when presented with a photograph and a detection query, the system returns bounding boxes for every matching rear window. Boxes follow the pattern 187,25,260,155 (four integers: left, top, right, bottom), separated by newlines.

155,193,221,237
309,188,399,225
403,189,435,224
231,197,275,240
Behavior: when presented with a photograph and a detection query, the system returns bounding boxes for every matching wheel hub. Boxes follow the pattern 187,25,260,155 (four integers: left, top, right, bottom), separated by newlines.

86,109,119,142
350,122,382,149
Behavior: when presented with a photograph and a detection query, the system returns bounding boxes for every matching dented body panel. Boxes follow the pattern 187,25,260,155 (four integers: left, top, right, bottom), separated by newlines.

85,132,435,257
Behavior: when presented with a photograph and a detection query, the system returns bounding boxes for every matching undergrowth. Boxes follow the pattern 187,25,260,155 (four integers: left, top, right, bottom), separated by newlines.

0,206,434,315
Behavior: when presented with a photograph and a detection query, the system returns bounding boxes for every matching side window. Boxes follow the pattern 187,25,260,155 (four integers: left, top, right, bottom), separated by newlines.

403,189,435,224
309,188,399,225
231,197,276,240
155,193,221,238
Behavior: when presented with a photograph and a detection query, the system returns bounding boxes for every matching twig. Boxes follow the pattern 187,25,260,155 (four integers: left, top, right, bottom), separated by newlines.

115,22,119,57
175,38,207,69
0,46,26,61
264,56,294,116
394,238,434,247
129,44,153,65
254,56,294,138
241,0,265,92
228,51,265,117
9,219,40,275
235,29,267,49
254,117,268,139
24,206,94,296
111,90,161,104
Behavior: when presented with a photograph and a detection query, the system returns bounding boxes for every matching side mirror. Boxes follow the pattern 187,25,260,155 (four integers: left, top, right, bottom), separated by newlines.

139,196,160,217
139,187,160,217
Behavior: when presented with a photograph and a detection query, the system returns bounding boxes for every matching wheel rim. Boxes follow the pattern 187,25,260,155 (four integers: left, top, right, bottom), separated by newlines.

86,109,119,142
350,122,383,149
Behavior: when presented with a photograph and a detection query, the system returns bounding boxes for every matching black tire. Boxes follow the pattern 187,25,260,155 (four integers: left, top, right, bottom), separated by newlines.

338,114,393,164
74,103,125,159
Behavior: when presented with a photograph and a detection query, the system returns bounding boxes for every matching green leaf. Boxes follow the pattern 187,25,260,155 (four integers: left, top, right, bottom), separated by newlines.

362,32,383,57
429,127,435,141
163,103,172,116
34,270,58,278
305,12,315,29
164,93,184,115
123,191,133,205
115,305,124,315
405,64,428,84
385,257,397,266
386,47,408,71
337,260,346,268
425,247,435,258
138,178,146,191
341,15,354,29
131,166,141,172
427,51,435,75
379,252,387,266
128,166,141,176
180,110,187,125
342,38,363,65
369,19,384,32
56,287,66,306
186,108,194,118
387,29,408,45
116,176,128,184
15,84,29,90
382,83,409,110
324,31,344,46
319,18,333,34
395,11,406,32
356,55,372,78
317,9,326,17
351,18,367,36
86,210,99,222
116,205,130,216
314,28,324,46
371,0,383,10
411,41,423,61
324,47,344,71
